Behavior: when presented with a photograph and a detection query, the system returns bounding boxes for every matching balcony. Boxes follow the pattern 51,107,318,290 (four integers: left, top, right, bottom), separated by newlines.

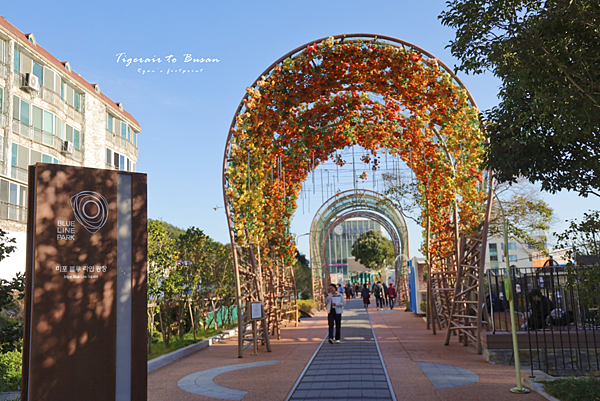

12,119,31,139
14,70,84,124
106,130,138,158
10,165,28,183
0,201,27,223
12,121,82,162
0,62,7,80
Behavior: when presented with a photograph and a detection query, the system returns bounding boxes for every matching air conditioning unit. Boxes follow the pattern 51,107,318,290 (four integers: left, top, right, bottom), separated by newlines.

23,73,40,91
62,141,74,155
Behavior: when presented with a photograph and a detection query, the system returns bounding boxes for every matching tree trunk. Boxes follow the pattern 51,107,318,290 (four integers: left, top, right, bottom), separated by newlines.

188,300,196,340
159,305,167,350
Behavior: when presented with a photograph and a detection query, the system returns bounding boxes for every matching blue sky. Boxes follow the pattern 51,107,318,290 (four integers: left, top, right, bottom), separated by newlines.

3,1,597,260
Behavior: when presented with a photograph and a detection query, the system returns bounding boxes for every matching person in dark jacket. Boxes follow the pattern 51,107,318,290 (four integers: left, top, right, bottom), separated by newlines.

382,282,389,307
372,282,384,310
387,283,397,310
361,283,371,308
527,289,555,330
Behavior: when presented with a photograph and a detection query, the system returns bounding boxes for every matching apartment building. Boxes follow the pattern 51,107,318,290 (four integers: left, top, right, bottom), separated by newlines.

484,235,538,270
0,16,140,279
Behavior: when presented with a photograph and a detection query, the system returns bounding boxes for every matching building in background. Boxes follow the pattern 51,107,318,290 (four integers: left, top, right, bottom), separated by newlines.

325,218,387,283
484,235,542,270
0,16,140,279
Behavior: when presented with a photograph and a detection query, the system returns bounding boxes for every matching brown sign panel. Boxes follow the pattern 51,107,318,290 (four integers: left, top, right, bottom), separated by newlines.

22,164,147,401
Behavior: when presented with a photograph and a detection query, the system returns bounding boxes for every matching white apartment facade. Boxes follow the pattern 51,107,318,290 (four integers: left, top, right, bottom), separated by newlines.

484,234,538,270
0,16,140,279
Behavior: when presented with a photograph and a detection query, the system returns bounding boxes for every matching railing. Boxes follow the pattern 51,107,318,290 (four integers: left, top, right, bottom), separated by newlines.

0,61,7,80
106,130,138,158
11,121,82,162
13,119,31,139
13,72,84,125
13,69,24,86
486,267,600,375
0,200,27,223
10,165,28,183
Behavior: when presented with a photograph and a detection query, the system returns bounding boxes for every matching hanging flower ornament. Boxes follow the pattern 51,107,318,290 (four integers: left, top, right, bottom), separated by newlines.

224,34,487,271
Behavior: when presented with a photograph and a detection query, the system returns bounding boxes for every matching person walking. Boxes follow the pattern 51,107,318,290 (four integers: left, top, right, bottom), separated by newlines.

387,283,397,310
325,283,345,343
382,282,389,307
344,284,352,301
373,281,384,310
361,283,371,308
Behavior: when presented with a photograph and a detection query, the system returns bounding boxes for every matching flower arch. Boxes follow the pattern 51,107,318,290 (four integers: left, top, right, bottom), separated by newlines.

222,34,489,355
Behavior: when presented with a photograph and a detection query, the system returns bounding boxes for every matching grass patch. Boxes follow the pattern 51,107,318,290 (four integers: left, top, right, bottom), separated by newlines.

148,324,236,360
543,376,600,401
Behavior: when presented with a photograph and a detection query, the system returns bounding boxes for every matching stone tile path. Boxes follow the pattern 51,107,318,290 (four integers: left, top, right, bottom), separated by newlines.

288,300,396,401
417,362,479,390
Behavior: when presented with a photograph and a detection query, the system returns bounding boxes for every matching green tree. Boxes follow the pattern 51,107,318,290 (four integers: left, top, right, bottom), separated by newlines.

351,230,395,271
440,1,600,197
0,229,21,354
491,178,555,252
555,210,600,307
147,220,179,352
293,251,311,300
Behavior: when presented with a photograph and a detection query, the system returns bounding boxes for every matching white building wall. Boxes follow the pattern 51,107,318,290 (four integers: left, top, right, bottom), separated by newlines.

0,20,140,279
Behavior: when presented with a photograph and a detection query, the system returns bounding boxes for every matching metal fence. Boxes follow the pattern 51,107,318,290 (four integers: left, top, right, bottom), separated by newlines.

486,267,600,376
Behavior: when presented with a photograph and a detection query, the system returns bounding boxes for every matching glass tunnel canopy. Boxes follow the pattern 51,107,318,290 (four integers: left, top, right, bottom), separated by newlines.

223,33,488,275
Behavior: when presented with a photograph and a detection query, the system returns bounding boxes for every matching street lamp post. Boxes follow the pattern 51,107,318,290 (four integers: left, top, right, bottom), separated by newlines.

494,192,530,394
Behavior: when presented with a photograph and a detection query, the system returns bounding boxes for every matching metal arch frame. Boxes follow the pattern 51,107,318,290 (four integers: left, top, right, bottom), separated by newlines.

221,34,487,356
308,189,409,303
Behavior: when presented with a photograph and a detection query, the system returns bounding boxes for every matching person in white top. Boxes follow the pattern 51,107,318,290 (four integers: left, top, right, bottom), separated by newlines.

325,283,346,343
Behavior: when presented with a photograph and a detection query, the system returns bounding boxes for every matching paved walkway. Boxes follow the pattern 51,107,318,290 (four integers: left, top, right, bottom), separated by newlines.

148,298,545,401
289,301,394,400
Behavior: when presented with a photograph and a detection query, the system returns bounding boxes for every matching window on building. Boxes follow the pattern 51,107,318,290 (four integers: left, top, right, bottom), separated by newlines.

73,129,80,149
11,143,29,180
74,91,81,111
43,68,54,90
60,79,65,99
32,62,43,86
133,131,137,147
21,100,29,125
509,255,518,262
13,97,31,125
114,152,119,169
119,155,124,171
32,106,43,132
107,114,114,132
500,242,517,251
14,46,20,71
55,116,64,139
0,180,7,203
489,243,498,262
0,39,5,64
121,122,127,140
106,148,112,165
0,87,3,112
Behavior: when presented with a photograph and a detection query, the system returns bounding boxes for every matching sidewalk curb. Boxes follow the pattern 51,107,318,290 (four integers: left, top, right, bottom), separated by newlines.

521,371,561,401
148,327,239,373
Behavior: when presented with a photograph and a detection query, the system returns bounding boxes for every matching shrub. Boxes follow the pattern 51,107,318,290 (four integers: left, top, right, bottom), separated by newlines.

543,376,600,401
0,349,21,392
298,300,316,316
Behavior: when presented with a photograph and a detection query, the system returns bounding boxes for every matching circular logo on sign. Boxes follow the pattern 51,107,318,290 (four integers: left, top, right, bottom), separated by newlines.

70,191,109,233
